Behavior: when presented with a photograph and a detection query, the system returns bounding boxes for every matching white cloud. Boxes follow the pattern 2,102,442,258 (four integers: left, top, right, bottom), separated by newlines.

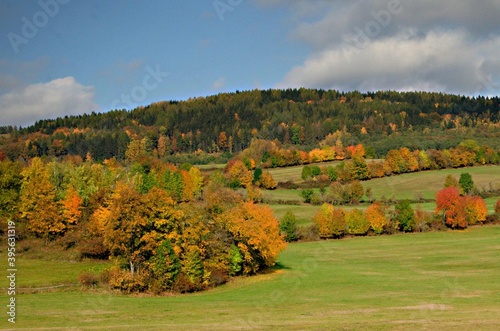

275,0,500,95
279,30,500,95
0,77,99,127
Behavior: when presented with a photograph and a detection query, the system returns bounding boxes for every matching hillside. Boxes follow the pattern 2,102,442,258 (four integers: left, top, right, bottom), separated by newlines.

1,89,499,162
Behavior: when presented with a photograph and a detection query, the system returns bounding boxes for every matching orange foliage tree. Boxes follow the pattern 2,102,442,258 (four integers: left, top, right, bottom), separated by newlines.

218,202,286,274
435,187,487,228
60,186,83,225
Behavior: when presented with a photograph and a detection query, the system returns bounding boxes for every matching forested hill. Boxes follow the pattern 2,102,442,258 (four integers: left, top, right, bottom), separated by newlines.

1,89,499,162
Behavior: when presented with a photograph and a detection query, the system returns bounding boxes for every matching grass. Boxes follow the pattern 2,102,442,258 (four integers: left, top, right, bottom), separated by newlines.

3,226,500,330
264,166,500,225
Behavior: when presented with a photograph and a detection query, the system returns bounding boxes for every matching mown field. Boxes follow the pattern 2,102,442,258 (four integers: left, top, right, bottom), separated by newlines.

268,165,500,225
2,226,500,330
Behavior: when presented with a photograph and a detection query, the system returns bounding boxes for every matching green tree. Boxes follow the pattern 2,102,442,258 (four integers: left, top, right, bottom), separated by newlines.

0,160,22,219
150,240,180,289
280,211,298,242
458,173,474,195
228,244,243,276
395,200,415,232
301,165,311,180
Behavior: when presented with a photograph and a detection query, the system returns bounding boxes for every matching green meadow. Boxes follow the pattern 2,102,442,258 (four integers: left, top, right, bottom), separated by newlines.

2,226,500,330
2,165,500,330
268,165,500,225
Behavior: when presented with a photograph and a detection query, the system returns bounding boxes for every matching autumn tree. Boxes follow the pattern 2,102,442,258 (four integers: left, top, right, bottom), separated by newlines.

346,209,369,235
218,202,286,274
19,158,65,241
443,175,458,188
60,186,83,225
259,171,276,190
313,203,336,238
225,159,253,188
365,202,387,234
435,187,486,229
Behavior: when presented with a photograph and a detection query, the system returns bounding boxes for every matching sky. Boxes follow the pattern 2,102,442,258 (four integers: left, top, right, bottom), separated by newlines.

0,0,499,127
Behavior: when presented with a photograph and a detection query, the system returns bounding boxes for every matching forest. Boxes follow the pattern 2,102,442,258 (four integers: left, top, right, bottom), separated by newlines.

1,89,499,163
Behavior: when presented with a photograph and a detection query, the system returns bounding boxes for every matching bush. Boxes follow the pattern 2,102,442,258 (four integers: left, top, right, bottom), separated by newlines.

414,207,433,232
297,225,320,242
301,165,311,180
310,193,323,205
78,271,100,288
300,189,314,203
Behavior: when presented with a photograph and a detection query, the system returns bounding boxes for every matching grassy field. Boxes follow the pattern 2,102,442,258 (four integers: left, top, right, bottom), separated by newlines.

2,226,499,330
266,165,500,224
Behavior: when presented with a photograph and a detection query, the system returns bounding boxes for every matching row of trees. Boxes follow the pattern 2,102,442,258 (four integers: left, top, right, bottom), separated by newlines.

0,157,286,293
239,139,500,185
289,174,492,241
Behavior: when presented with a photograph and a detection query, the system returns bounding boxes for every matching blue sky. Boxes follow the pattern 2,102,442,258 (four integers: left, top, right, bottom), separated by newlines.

1,0,499,127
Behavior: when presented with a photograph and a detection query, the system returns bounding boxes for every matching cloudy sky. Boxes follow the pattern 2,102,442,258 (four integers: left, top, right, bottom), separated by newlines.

1,0,499,127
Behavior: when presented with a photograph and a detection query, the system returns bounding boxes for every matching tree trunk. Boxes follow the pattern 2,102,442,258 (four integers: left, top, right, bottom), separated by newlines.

129,260,135,278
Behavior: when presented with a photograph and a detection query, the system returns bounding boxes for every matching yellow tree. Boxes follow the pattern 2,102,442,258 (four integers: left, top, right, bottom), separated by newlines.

365,202,387,235
188,167,204,199
19,158,64,240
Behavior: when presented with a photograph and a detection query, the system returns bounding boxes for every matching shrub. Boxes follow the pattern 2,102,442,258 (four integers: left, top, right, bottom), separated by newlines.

301,166,311,180
297,225,320,242
300,189,314,203
310,193,323,205
414,207,433,232
78,271,100,288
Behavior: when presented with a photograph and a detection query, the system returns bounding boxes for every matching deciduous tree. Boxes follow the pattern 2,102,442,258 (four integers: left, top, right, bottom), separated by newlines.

19,158,64,240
